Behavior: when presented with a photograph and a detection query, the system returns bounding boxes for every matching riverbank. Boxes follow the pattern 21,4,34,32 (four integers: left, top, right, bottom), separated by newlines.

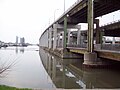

0,85,31,90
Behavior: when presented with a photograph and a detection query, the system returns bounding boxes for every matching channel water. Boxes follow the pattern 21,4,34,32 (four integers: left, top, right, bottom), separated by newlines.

0,46,120,89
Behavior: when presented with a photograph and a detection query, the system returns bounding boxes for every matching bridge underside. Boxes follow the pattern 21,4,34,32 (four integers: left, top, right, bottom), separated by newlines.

104,29,120,37
58,0,120,24
99,21,120,37
40,0,120,67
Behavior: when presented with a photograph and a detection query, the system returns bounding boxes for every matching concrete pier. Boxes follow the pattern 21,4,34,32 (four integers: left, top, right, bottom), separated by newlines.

83,52,97,65
83,0,97,66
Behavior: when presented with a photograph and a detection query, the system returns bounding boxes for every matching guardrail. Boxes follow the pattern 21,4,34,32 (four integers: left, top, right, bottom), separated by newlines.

101,44,120,51
58,43,120,51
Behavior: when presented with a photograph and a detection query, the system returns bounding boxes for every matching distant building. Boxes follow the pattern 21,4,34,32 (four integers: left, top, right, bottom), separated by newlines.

20,37,25,45
16,36,18,44
0,41,2,47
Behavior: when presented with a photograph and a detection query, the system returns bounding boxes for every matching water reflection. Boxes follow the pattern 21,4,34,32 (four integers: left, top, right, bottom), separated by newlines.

0,46,120,89
0,46,55,89
15,47,24,54
39,48,120,89
39,48,83,89
0,59,17,78
15,47,18,53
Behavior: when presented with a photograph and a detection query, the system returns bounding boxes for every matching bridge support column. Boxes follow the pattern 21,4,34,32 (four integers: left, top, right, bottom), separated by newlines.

83,0,98,66
49,27,52,49
67,30,71,45
95,19,100,44
94,19,102,50
57,33,60,47
81,34,87,48
53,24,58,50
112,37,115,44
87,0,94,52
83,52,97,66
77,26,81,46
63,16,67,49
61,32,64,48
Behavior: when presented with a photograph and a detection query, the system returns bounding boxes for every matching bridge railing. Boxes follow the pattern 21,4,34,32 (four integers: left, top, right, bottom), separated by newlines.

67,43,87,48
101,44,120,51
94,44,120,51
67,44,120,51
57,43,120,51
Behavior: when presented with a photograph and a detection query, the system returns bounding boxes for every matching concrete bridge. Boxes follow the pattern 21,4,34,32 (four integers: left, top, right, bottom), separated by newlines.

39,0,120,67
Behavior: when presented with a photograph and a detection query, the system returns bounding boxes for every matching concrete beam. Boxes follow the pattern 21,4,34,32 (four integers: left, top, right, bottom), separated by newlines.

97,50,120,61
69,47,120,62
57,24,81,29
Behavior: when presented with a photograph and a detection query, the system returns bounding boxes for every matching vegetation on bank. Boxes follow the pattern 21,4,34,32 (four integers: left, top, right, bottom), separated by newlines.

0,85,31,90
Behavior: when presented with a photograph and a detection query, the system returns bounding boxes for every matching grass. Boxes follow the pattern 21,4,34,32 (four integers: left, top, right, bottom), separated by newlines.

0,85,32,90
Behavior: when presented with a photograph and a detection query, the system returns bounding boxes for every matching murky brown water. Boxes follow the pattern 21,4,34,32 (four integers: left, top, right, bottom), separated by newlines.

0,46,120,89
39,48,120,89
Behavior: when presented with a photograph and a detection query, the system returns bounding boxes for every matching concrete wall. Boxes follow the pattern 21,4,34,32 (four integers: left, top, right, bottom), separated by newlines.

39,30,48,47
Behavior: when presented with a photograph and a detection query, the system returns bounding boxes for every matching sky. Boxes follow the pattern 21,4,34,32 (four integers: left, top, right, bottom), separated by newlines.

0,0,76,44
0,0,120,44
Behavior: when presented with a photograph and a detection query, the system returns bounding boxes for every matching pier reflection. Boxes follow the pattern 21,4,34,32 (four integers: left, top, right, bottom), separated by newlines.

15,47,24,54
39,48,120,89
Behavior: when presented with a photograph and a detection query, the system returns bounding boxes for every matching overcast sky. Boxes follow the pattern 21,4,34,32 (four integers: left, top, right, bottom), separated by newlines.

0,0,120,44
0,0,77,44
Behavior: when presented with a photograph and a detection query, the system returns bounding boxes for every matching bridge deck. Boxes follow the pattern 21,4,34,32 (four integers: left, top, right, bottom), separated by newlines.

57,0,120,24
68,47,120,61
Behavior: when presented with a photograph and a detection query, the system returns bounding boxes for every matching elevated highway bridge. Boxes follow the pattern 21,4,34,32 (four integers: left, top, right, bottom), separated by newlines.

39,0,120,67
56,0,120,24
